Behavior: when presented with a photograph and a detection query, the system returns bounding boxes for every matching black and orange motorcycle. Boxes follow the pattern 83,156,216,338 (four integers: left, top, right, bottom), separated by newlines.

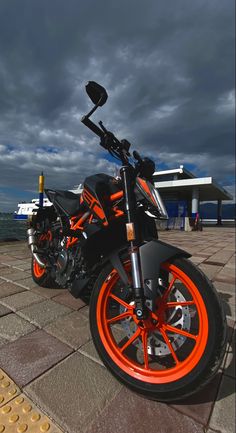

27,81,226,401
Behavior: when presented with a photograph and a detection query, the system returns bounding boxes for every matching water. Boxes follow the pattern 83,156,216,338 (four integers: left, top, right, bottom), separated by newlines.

0,214,28,241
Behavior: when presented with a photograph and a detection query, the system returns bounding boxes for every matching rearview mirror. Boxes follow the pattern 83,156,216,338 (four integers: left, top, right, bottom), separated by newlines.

85,81,108,107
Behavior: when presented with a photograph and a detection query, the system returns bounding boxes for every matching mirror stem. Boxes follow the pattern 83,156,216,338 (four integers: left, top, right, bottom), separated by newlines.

84,96,103,119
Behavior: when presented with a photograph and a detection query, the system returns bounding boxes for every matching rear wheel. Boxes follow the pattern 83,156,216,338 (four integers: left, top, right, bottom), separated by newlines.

31,231,58,288
90,257,226,401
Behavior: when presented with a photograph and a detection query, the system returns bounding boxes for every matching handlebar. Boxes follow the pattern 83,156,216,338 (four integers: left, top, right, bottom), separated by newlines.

81,116,104,138
81,115,131,164
81,103,155,178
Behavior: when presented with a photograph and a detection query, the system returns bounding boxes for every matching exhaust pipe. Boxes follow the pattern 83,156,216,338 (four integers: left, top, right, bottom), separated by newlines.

27,228,46,268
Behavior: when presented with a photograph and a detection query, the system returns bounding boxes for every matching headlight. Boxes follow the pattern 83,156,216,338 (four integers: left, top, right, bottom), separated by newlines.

136,177,168,220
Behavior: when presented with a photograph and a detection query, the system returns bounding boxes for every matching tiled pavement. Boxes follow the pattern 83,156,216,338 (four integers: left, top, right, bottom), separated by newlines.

0,227,235,433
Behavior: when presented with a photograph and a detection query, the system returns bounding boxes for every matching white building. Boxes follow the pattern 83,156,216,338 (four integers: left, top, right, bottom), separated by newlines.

153,165,233,225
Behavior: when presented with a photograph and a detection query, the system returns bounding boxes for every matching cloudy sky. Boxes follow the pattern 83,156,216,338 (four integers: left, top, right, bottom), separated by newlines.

0,0,235,211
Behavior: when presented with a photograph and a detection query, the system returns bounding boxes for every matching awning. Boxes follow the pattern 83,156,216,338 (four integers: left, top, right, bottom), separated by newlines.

154,177,233,201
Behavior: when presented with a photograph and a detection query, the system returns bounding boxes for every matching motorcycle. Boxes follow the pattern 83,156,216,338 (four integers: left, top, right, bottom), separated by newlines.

27,81,226,401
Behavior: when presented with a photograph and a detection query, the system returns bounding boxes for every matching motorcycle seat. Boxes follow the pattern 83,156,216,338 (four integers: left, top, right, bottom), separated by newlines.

45,189,82,216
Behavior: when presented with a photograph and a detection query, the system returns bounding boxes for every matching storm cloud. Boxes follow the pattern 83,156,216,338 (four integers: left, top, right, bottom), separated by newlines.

0,0,235,211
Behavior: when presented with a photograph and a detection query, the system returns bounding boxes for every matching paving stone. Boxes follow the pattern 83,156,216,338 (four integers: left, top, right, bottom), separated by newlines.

0,337,8,348
224,254,235,269
199,264,223,280
30,285,68,298
0,266,17,279
0,281,25,299
191,256,207,264
12,276,41,290
17,300,72,328
214,281,235,297
79,305,89,318
16,277,67,297
204,260,225,267
222,245,235,252
214,265,235,284
171,373,222,426
25,353,122,433
52,291,86,310
209,375,235,433
223,328,235,379
0,330,72,387
44,311,91,349
206,250,234,265
0,256,19,265
201,247,221,254
191,252,212,258
11,261,32,271
214,275,235,285
0,259,27,267
214,242,232,247
84,387,205,433
0,268,30,282
0,291,45,312
217,284,235,306
0,304,11,317
78,340,104,366
0,314,35,341
224,317,235,352
218,292,235,320
14,276,54,291
206,429,222,433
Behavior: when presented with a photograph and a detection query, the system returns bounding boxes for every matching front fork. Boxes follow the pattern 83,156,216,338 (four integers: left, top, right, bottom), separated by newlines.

120,166,148,320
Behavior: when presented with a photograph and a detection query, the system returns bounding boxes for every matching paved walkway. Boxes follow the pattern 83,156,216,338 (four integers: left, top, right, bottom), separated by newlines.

0,227,235,433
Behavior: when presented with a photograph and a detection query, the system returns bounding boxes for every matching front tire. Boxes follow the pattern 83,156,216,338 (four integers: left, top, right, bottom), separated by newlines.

90,257,226,402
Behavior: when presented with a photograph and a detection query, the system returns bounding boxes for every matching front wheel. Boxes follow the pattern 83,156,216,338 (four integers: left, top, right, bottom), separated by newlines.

90,257,226,401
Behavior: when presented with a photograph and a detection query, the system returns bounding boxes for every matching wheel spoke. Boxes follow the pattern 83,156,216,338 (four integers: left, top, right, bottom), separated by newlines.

165,301,195,308
107,311,132,324
159,327,180,365
141,330,149,369
109,293,132,310
163,277,176,302
120,328,141,353
164,324,198,340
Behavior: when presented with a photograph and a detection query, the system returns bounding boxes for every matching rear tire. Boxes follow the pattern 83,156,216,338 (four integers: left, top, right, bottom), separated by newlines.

31,258,58,288
90,257,226,402
31,231,58,288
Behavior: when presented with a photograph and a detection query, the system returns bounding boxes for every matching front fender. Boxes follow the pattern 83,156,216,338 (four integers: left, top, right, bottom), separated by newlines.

139,239,191,298
140,239,191,282
108,239,190,289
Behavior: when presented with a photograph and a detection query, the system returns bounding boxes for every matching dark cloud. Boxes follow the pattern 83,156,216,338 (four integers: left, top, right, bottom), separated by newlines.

0,0,234,211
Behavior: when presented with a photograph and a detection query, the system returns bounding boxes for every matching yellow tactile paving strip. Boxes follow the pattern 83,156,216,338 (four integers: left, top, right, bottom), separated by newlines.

0,370,62,433
0,370,20,408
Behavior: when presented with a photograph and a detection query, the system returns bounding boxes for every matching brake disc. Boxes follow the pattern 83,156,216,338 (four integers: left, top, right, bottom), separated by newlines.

120,288,191,357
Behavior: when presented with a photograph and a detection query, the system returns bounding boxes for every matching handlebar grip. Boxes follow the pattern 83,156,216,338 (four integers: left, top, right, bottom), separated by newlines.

81,116,104,138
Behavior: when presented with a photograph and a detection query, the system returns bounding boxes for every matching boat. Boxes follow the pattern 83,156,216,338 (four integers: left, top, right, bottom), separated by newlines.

14,198,52,220
14,184,83,220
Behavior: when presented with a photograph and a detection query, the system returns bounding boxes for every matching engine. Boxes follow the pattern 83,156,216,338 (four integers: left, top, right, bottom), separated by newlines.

55,247,76,287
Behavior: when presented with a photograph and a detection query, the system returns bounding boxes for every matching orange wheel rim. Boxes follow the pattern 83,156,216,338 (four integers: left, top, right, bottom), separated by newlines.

96,262,209,384
32,231,51,278
33,259,45,278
